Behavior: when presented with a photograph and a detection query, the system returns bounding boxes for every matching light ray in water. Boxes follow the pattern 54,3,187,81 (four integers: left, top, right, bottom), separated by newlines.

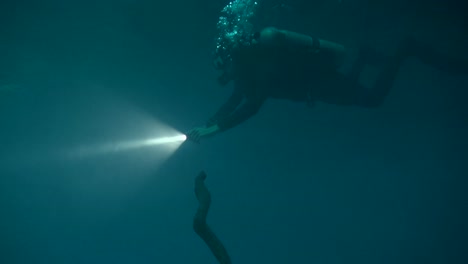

67,134,187,160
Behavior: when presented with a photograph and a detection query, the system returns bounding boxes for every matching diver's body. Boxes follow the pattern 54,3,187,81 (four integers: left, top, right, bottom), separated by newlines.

207,27,351,132
187,26,468,141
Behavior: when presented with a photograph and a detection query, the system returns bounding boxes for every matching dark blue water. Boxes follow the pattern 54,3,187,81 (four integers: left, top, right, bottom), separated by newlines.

1,1,467,263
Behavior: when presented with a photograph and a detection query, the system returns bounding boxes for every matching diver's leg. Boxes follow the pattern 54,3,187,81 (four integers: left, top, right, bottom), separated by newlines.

315,71,373,107
356,39,425,108
349,45,390,82
193,171,232,264
348,49,367,82
338,38,468,108
361,52,404,108
359,38,468,108
402,37,468,75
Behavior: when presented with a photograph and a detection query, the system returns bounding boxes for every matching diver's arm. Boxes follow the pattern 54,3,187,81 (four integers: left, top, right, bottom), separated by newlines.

193,171,232,264
206,88,244,126
216,95,265,132
258,27,346,65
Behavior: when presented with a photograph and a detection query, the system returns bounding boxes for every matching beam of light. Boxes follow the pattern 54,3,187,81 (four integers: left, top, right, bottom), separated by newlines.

66,133,187,160
2,85,188,176
145,134,187,146
0,85,192,229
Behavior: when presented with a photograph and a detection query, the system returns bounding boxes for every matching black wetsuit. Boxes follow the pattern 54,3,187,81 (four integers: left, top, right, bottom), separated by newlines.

207,39,349,131
207,35,468,132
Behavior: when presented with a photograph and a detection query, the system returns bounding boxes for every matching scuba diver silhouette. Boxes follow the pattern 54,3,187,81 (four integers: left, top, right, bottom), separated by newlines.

187,0,468,142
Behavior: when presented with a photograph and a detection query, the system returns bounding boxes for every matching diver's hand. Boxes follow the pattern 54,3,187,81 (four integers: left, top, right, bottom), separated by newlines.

187,125,221,143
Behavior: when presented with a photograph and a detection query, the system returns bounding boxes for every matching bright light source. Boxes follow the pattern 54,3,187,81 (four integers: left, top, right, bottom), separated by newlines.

145,134,186,146
67,132,187,160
